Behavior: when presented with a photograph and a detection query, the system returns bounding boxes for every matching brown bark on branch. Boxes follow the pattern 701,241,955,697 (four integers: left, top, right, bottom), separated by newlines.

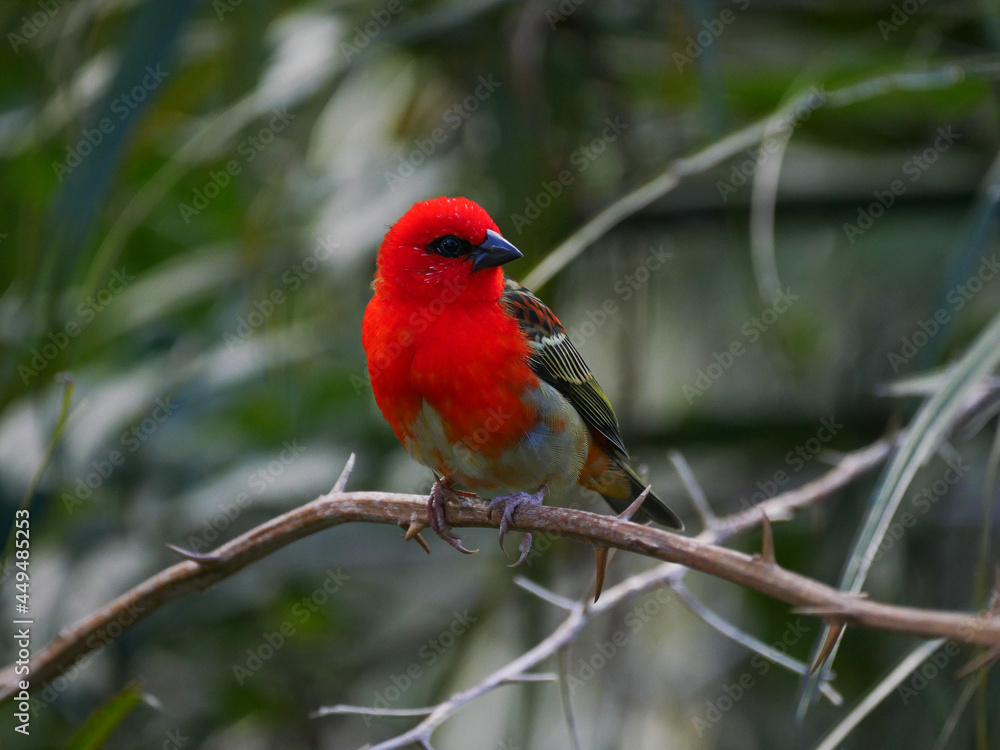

1,433,997,703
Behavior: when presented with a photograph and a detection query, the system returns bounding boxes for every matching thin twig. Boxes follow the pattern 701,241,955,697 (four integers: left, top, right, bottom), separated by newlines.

717,434,898,537
812,639,948,750
499,673,558,683
362,605,590,750
668,450,718,530
311,705,436,719
672,582,842,705
558,647,584,750
931,676,980,750
748,109,794,301
514,577,577,611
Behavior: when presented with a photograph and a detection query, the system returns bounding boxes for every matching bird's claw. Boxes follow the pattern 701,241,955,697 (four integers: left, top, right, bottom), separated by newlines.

427,479,478,555
488,489,546,568
511,532,533,568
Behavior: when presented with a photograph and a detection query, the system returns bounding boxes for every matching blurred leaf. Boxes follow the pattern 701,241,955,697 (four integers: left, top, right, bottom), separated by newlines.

811,638,948,750
44,0,197,303
0,374,73,582
799,308,1000,715
65,681,145,750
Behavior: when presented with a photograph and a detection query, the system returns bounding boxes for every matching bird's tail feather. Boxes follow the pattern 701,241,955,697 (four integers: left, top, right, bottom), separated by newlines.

601,462,684,530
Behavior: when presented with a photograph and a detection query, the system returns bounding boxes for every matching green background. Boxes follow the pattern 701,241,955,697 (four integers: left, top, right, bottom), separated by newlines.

1,0,999,748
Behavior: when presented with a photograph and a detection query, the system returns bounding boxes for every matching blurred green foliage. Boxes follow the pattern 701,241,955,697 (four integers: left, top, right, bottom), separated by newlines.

0,0,999,748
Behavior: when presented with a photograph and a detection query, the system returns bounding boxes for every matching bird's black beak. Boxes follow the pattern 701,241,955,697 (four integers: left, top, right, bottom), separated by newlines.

470,229,523,271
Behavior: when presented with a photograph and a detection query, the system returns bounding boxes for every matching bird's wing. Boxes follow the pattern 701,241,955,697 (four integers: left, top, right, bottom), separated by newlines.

500,277,628,458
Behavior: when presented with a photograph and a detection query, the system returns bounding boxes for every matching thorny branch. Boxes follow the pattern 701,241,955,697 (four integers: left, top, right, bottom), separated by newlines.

3,422,1000,730
312,434,891,749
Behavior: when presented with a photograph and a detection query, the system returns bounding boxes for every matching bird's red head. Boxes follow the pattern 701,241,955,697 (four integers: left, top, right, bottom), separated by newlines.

373,197,523,302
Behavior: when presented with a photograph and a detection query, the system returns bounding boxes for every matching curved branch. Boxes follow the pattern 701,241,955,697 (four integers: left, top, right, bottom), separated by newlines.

2,431,998,704
522,58,1000,290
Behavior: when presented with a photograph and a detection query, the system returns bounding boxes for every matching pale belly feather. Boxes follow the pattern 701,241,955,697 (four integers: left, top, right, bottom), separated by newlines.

403,381,588,496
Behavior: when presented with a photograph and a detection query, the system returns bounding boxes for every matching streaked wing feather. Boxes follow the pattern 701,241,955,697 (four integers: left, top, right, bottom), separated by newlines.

500,277,628,457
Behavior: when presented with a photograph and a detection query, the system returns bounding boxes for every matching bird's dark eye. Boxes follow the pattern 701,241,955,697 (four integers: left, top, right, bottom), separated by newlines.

427,235,471,259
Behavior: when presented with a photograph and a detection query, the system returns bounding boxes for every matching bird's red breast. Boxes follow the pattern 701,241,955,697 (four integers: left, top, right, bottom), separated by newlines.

362,197,540,461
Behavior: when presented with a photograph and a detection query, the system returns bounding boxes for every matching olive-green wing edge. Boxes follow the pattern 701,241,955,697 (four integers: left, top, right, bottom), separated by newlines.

500,277,628,458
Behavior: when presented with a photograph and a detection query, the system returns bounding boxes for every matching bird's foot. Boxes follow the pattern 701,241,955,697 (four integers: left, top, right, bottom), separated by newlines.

488,488,546,568
427,479,478,555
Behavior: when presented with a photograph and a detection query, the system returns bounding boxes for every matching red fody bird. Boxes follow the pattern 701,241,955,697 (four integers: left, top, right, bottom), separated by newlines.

362,197,683,565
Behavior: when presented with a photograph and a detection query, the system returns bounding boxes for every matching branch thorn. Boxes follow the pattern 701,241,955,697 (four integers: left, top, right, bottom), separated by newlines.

619,485,651,523
760,510,776,565
332,452,356,493
593,547,609,602
401,521,431,555
808,621,845,675
954,645,1000,680
987,563,1000,614
587,485,654,601
164,543,223,566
